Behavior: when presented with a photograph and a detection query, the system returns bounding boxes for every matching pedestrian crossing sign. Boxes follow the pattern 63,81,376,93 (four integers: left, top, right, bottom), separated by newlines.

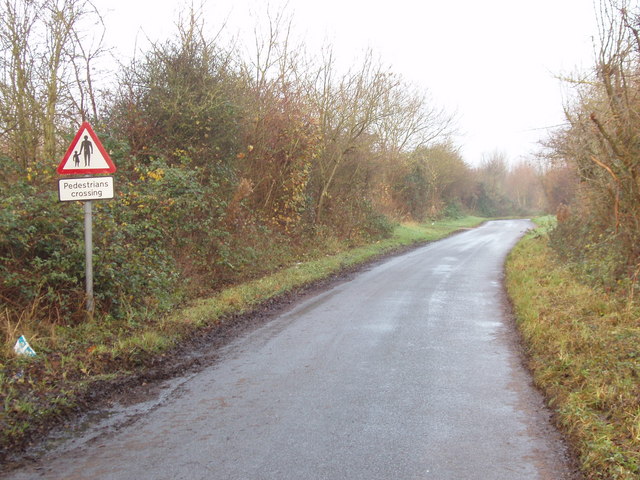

57,122,117,175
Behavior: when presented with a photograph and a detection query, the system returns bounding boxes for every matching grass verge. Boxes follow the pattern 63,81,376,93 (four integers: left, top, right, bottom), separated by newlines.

505,218,640,480
0,216,484,462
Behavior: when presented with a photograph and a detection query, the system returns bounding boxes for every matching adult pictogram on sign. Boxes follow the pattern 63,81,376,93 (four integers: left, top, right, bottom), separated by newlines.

80,135,93,166
57,122,116,175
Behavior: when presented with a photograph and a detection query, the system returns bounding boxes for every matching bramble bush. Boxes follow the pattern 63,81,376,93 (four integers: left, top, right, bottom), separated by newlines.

0,156,195,323
1,172,85,321
1,152,329,326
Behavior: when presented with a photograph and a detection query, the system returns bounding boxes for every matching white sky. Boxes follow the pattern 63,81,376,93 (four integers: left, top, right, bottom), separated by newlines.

91,0,599,166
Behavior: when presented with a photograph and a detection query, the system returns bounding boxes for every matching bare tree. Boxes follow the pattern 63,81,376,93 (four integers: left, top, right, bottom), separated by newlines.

309,50,453,223
0,0,40,167
235,5,319,232
70,5,107,122
0,0,105,168
547,0,640,288
374,80,454,156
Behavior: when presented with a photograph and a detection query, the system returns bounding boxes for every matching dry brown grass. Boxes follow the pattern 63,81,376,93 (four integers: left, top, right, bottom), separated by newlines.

506,227,640,479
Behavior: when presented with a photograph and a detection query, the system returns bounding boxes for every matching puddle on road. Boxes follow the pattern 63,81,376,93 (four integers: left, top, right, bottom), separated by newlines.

361,323,396,334
475,320,502,329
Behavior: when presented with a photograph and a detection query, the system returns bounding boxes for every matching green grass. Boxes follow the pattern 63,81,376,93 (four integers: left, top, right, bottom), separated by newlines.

0,216,485,459
506,219,640,480
166,217,485,330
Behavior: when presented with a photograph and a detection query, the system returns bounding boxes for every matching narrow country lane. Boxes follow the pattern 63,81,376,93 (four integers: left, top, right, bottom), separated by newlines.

3,220,579,480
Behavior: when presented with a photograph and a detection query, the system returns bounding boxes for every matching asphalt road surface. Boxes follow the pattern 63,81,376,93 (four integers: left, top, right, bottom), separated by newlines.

4,220,580,480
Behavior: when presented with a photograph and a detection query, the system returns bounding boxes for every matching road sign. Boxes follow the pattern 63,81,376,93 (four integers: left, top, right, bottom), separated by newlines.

58,176,114,202
57,122,116,175
56,122,117,315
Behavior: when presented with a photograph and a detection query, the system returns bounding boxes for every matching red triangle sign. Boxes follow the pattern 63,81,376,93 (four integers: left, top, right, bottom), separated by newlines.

57,122,117,175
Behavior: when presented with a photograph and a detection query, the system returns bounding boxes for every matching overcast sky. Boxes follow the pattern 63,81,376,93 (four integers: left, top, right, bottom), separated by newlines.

91,0,600,166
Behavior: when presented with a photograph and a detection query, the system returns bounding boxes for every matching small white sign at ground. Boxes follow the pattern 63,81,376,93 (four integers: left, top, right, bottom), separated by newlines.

58,176,114,202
